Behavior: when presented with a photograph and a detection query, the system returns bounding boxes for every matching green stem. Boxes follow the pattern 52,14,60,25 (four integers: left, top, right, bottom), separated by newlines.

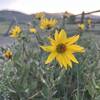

76,66,80,100
48,87,52,100
20,39,28,84
35,33,44,45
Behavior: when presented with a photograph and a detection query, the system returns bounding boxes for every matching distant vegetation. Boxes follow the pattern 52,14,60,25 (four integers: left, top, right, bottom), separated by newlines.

0,10,100,24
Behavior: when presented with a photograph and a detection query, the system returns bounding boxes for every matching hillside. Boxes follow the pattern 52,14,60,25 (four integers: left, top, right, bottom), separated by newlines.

0,10,73,24
0,10,32,24
0,10,100,24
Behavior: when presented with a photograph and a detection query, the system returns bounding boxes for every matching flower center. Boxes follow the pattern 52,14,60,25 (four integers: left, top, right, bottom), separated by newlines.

56,43,66,53
46,24,51,29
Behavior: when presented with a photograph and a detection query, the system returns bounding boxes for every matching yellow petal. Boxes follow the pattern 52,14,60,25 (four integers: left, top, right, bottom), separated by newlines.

64,55,72,68
48,37,56,45
66,35,80,45
55,30,59,40
40,46,55,52
56,54,63,67
67,52,79,63
67,44,85,53
59,29,67,40
45,52,57,64
62,55,70,69
62,55,67,68
56,54,67,69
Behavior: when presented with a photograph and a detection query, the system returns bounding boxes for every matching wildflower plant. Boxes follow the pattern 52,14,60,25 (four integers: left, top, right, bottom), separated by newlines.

35,12,45,20
40,18,57,30
3,49,13,59
0,13,100,100
9,25,22,38
29,27,37,33
40,29,85,69
78,23,85,32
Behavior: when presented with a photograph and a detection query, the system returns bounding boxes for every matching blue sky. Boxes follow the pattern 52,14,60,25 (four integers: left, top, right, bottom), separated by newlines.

0,0,100,15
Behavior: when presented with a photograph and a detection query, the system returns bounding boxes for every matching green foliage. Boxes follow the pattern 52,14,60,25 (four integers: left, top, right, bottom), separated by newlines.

0,16,100,100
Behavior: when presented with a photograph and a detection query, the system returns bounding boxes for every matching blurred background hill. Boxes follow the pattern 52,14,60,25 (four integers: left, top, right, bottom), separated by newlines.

0,10,100,24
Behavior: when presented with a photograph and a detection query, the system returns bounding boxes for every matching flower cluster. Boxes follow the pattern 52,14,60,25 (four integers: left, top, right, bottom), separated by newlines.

9,14,85,70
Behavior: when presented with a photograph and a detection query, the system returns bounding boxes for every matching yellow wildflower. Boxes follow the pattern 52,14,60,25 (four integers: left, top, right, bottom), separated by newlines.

87,18,92,25
78,23,85,31
40,29,85,69
29,27,37,33
10,25,21,38
35,12,45,20
40,18,57,30
3,50,12,59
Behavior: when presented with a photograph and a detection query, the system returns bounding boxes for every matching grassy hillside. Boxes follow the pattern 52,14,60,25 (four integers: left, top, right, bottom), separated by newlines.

0,10,32,24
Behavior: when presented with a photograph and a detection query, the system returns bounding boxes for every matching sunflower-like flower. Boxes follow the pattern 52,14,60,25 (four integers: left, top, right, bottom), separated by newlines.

10,25,21,38
78,23,85,31
3,50,12,59
40,29,85,69
29,27,37,33
40,18,57,30
35,12,45,20
87,18,92,25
